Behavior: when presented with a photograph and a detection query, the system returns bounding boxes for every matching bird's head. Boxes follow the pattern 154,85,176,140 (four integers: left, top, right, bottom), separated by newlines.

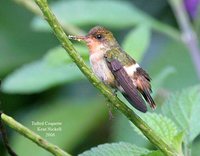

69,26,119,54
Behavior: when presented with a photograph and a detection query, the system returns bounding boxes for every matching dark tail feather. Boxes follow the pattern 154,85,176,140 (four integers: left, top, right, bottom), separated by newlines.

122,93,147,113
142,89,156,110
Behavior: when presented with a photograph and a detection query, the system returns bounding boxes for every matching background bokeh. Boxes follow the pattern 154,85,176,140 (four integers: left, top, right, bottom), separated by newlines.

0,0,200,155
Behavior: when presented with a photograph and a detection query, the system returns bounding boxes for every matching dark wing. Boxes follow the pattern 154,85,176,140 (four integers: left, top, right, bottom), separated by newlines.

134,68,156,109
106,58,147,113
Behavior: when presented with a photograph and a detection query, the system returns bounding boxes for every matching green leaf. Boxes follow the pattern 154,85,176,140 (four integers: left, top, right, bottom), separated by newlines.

161,85,200,143
79,142,150,156
172,132,184,152
1,61,84,94
10,99,107,156
192,139,200,156
145,150,164,156
0,0,57,76
130,113,178,145
44,45,88,66
1,44,89,94
122,25,151,62
44,46,71,65
32,0,150,31
148,39,198,90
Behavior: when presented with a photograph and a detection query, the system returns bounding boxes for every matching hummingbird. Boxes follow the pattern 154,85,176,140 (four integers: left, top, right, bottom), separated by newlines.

68,26,156,113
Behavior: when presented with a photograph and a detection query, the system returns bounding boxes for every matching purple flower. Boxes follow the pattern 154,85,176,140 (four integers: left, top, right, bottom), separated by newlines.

184,0,200,18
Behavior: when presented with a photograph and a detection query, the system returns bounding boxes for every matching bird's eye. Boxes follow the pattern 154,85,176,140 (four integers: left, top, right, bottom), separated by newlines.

95,34,102,40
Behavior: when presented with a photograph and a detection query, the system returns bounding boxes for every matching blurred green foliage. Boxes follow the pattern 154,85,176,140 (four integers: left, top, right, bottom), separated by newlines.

0,0,200,156
162,86,200,143
79,142,151,156
10,99,108,156
131,113,178,145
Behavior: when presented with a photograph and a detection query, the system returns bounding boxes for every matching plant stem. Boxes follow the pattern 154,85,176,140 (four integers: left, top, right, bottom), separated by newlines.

168,0,200,80
34,0,179,155
1,113,71,156
0,112,17,156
